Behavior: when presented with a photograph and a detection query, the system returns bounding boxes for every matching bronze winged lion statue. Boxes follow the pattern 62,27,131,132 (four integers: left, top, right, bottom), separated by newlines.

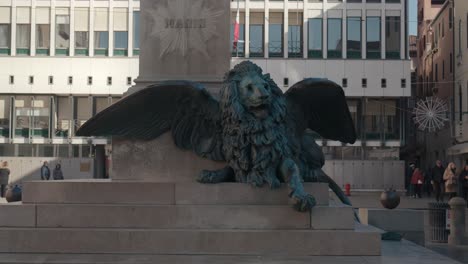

77,61,357,212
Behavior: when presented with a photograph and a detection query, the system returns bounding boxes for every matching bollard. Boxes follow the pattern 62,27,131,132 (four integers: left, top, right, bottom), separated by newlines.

448,197,467,246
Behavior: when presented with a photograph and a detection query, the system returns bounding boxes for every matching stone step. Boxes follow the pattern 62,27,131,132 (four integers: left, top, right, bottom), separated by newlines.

37,204,353,230
0,228,380,256
0,204,354,230
22,180,329,206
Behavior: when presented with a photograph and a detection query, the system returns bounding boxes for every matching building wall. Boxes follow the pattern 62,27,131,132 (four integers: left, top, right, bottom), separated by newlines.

454,0,468,143
0,0,410,187
415,0,454,169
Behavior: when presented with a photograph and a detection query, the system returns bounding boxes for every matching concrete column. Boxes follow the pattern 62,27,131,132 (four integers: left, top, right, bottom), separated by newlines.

31,1,36,56
50,1,56,56
362,11,366,59
245,0,250,58
303,2,308,59
69,1,75,56
323,11,327,59
108,0,114,57
381,11,385,60
342,11,347,59
89,1,94,57
264,0,269,58
127,0,133,57
448,197,467,245
283,4,288,58
11,5,16,56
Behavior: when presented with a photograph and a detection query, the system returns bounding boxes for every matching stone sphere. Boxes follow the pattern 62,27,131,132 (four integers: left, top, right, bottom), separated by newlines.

380,189,400,209
5,185,22,203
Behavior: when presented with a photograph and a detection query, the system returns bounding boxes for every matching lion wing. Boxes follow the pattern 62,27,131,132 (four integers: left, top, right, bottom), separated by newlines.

285,78,357,144
76,81,225,161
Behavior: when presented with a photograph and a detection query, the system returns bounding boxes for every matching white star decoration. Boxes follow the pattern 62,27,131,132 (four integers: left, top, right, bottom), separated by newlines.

146,0,224,58
413,97,449,133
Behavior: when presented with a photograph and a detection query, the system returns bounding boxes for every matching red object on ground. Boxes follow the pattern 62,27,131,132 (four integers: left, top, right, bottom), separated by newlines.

345,183,351,196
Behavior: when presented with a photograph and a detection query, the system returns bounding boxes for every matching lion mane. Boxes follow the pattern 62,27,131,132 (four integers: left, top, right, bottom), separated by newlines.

219,62,297,186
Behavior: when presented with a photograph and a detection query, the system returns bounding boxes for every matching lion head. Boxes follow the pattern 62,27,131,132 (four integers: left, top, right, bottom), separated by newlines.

219,61,291,184
220,61,286,122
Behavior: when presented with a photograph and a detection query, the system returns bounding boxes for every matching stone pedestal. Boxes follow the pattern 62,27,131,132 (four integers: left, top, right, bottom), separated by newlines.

0,180,381,257
111,133,226,182
448,197,467,245
127,0,231,95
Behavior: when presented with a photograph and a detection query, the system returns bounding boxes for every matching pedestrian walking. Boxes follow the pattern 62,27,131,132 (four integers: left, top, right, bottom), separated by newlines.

411,168,424,198
53,164,64,180
443,162,458,200
40,161,50,180
0,161,10,198
431,160,445,202
459,164,468,203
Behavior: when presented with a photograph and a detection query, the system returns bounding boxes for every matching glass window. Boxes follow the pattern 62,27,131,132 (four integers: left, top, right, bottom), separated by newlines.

0,96,10,138
366,16,381,59
288,12,302,58
0,24,10,50
114,31,128,49
94,31,108,55
133,11,140,51
347,17,361,59
308,18,322,58
31,97,50,138
36,24,50,49
269,13,283,58
55,15,70,50
249,12,264,57
16,24,30,48
327,18,342,58
14,96,31,138
75,32,88,48
385,16,400,59
55,96,71,138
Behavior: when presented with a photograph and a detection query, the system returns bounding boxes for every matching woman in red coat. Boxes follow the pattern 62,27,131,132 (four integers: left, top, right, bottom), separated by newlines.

411,168,424,198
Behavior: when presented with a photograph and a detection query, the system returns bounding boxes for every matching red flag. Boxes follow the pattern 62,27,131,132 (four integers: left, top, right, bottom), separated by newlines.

233,9,240,50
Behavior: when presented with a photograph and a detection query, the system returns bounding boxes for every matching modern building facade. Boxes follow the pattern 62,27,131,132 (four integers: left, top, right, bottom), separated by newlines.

230,0,410,161
0,0,410,185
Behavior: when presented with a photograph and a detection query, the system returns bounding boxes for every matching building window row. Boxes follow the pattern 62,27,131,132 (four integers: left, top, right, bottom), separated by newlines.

234,0,402,3
0,95,121,139
0,7,140,57
7,75,134,86
231,12,402,59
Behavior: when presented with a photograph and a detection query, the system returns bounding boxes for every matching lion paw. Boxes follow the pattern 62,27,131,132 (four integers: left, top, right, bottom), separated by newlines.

291,192,317,212
197,170,222,184
266,176,281,189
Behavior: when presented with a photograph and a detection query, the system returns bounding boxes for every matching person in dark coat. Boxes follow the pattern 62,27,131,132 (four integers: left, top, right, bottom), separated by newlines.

40,161,50,180
459,164,468,203
0,161,10,198
53,164,64,180
431,160,445,202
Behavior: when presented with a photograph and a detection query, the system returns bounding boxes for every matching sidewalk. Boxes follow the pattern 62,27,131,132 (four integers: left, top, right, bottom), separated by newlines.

337,191,445,209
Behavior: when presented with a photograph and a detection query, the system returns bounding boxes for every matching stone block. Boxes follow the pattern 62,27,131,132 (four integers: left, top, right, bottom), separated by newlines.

359,208,424,232
175,183,329,206
22,180,175,205
36,204,310,229
311,205,354,230
0,204,35,227
112,134,226,182
0,228,381,256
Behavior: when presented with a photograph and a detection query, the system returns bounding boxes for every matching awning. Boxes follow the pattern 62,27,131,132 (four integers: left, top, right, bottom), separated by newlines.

447,143,468,155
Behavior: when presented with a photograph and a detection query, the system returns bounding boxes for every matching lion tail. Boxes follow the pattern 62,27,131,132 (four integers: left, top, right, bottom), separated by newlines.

319,172,360,222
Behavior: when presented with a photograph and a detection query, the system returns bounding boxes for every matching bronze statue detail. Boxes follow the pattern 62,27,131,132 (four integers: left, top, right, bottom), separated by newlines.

77,61,356,212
